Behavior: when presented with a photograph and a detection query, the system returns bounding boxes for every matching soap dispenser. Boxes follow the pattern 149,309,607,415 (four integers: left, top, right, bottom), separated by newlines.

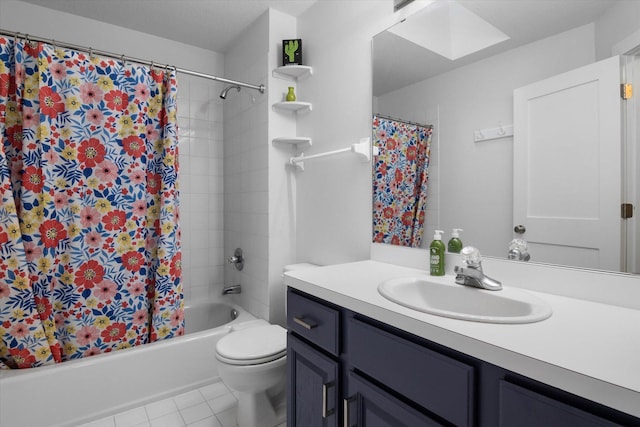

430,230,445,276
447,229,463,253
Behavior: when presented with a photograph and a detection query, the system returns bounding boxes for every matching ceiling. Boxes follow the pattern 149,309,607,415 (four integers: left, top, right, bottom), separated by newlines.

374,0,617,96
15,0,319,53
14,0,618,93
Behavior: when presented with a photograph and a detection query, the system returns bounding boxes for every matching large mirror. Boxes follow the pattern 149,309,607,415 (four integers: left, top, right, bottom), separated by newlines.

373,0,640,274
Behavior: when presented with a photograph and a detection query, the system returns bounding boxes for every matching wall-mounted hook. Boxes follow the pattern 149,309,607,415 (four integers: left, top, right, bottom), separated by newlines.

474,123,513,143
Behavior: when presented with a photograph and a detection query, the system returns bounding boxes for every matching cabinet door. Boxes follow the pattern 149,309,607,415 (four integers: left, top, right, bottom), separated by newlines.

499,381,623,427
344,372,444,427
287,334,339,427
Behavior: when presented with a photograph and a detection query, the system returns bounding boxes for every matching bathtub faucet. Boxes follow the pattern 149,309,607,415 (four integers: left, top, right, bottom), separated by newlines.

227,248,244,271
222,284,242,295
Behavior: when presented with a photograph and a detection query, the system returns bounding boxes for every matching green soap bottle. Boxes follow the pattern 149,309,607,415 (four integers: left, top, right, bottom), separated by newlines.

430,230,445,276
447,228,463,254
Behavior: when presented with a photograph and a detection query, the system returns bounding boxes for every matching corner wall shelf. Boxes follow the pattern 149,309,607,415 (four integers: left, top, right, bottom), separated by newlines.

272,101,312,114
272,65,313,81
272,137,312,150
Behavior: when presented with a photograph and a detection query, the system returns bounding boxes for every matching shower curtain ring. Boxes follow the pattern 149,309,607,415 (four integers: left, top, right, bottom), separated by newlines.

498,121,506,136
89,47,93,60
120,53,125,65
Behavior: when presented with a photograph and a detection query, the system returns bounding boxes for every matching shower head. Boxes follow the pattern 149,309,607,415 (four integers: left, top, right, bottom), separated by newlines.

220,84,241,99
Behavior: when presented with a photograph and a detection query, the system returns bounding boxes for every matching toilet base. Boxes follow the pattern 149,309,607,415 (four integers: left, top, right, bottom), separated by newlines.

236,390,286,427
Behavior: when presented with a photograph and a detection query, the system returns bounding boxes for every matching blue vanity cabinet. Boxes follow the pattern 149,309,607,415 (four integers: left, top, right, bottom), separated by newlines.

287,288,468,426
286,288,640,427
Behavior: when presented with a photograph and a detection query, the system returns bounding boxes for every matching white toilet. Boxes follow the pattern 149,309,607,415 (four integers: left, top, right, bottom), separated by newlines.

216,320,287,427
215,263,317,427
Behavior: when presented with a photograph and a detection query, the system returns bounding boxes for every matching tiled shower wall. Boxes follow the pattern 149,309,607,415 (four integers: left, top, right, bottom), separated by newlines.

177,74,226,304
222,11,274,321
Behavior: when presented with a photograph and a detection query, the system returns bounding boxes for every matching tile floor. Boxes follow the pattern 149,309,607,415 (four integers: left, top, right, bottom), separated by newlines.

78,380,240,427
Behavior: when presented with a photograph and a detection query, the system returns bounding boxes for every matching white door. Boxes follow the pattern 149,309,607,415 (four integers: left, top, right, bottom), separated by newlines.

513,56,622,271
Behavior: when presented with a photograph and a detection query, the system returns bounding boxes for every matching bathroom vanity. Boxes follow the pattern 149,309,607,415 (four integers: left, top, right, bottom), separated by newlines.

284,260,640,426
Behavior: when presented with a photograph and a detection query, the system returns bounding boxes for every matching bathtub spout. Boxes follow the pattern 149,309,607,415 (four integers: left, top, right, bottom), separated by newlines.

222,284,242,295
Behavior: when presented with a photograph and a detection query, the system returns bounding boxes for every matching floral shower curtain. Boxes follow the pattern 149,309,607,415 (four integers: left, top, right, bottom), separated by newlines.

372,115,432,247
0,37,183,369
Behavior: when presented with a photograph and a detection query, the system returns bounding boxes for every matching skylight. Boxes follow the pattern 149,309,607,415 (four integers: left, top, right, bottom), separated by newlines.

389,0,510,61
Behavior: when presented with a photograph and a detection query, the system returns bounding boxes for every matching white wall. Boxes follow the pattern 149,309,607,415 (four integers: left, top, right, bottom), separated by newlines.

595,0,640,59
295,1,402,265
0,0,227,305
267,10,300,326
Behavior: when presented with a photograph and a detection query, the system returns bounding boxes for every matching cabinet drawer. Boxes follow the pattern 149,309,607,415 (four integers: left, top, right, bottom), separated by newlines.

499,381,623,427
287,289,340,356
347,316,474,427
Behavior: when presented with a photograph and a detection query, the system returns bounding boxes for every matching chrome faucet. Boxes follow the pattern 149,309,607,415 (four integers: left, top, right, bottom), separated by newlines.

222,284,242,295
454,246,502,291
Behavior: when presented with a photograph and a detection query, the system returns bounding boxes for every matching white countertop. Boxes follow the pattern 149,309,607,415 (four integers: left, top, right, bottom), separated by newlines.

284,260,640,418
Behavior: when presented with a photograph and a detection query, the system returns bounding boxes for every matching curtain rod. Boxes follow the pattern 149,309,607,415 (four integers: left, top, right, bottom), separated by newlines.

374,113,433,129
0,29,266,94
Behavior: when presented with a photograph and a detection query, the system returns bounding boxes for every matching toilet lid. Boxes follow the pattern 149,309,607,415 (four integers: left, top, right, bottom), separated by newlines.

216,325,287,365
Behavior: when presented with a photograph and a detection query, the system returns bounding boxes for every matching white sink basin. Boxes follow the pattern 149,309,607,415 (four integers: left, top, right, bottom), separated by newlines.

378,275,552,324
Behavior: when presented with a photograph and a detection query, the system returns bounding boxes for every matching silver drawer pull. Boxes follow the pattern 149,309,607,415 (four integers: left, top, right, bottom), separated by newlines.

322,381,335,418
343,396,356,427
293,316,317,330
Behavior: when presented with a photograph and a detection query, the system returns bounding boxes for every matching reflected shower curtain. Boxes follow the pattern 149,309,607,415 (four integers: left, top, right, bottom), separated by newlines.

372,115,432,247
0,37,183,368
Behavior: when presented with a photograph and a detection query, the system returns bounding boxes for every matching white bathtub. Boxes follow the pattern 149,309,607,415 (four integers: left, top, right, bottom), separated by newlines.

0,299,256,427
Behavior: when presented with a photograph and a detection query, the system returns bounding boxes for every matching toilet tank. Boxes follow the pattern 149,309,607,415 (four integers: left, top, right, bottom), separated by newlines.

282,263,319,275
271,263,319,327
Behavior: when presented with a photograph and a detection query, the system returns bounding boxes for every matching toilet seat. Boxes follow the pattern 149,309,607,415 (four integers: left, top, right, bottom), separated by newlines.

216,324,287,366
